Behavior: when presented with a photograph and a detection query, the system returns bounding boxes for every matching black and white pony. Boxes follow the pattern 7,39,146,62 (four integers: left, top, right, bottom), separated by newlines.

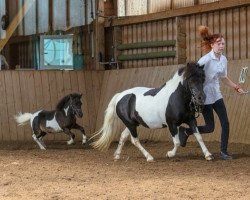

91,63,214,161
15,93,86,150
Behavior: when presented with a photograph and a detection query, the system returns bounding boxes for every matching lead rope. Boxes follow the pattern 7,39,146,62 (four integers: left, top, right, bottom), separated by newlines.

189,95,201,118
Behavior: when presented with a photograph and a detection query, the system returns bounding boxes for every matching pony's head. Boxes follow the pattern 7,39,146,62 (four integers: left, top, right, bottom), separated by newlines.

183,62,206,106
56,93,83,118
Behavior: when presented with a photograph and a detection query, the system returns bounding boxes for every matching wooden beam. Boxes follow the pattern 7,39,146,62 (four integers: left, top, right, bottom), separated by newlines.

117,51,176,61
117,40,176,50
94,0,105,70
49,0,53,32
105,0,250,27
0,0,36,52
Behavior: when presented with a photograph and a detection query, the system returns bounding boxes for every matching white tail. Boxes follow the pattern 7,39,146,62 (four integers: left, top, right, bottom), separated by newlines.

91,93,122,151
14,112,33,126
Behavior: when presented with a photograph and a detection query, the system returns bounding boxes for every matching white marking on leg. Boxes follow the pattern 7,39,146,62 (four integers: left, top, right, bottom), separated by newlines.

114,128,130,160
130,136,154,162
38,136,46,147
193,127,213,160
67,137,74,145
167,134,180,158
32,134,46,150
82,134,87,144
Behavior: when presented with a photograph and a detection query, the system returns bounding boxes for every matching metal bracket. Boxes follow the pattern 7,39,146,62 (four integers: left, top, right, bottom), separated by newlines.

239,66,248,83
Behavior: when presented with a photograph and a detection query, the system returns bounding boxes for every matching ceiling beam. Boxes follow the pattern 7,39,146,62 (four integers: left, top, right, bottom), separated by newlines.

105,0,250,27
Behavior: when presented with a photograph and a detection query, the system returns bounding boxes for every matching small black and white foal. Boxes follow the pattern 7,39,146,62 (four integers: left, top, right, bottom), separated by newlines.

15,93,86,150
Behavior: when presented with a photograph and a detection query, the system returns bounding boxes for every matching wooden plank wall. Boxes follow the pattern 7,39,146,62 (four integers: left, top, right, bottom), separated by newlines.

118,5,250,68
95,59,250,145
185,5,250,62
0,59,249,146
0,70,103,143
121,18,176,68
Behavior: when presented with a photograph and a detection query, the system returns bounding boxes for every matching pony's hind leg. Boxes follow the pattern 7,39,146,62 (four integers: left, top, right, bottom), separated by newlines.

130,136,154,162
36,132,47,148
32,133,46,150
128,126,154,162
114,128,130,160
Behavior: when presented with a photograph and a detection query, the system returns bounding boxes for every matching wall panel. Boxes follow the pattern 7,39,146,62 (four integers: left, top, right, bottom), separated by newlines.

0,70,102,143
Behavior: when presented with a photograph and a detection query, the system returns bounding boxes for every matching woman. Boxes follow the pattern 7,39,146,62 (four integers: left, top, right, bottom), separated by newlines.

179,26,245,160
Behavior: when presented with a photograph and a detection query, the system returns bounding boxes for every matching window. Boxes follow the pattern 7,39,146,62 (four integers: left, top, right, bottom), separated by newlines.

39,34,74,70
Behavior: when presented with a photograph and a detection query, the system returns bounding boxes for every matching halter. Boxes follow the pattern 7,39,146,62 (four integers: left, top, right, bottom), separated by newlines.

189,93,202,118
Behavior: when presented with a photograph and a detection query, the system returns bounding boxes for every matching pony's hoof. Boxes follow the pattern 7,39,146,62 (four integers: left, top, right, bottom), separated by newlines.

167,151,175,158
67,141,75,145
205,154,214,161
114,154,120,160
146,156,154,162
82,140,86,144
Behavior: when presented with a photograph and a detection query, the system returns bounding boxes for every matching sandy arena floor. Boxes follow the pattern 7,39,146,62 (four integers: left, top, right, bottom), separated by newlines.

0,141,249,200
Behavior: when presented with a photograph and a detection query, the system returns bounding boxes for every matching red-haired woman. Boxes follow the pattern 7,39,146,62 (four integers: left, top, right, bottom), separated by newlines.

179,26,245,160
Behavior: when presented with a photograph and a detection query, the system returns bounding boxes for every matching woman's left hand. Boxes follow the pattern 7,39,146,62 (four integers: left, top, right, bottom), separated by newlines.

235,85,248,94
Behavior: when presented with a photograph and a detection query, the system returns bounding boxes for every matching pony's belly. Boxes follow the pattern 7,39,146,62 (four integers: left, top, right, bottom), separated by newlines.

41,126,63,133
143,117,167,129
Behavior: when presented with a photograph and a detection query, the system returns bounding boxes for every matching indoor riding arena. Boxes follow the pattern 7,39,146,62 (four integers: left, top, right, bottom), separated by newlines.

0,0,249,199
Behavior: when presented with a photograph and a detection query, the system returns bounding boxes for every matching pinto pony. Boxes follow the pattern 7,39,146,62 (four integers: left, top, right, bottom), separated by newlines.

15,93,86,150
91,63,214,161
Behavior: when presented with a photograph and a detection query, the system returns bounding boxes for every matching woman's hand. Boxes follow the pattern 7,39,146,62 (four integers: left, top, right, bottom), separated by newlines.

235,85,248,94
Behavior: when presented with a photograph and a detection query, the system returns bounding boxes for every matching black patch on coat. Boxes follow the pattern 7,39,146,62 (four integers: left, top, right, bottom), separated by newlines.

143,83,166,96
116,94,149,129
164,83,194,136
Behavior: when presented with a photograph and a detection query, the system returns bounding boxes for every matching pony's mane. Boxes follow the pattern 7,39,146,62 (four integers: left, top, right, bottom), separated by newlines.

182,62,204,81
55,93,81,110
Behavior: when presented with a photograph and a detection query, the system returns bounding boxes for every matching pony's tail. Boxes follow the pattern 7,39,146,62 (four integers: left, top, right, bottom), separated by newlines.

14,112,33,126
91,93,122,151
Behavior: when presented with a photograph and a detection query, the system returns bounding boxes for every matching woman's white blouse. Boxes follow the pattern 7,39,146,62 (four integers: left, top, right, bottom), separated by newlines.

198,50,227,105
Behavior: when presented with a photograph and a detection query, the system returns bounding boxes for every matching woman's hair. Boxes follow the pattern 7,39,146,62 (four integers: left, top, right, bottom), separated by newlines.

198,25,223,53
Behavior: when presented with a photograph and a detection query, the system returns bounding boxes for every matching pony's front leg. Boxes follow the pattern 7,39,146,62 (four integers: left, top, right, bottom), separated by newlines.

72,123,87,144
114,128,130,160
166,124,180,158
64,128,75,145
191,126,214,161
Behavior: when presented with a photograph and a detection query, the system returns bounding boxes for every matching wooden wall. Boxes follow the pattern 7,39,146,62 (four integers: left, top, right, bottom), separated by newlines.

4,0,94,37
0,70,103,143
120,18,176,68
0,59,249,146
95,59,250,145
185,6,250,62
118,0,219,16
113,3,250,69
